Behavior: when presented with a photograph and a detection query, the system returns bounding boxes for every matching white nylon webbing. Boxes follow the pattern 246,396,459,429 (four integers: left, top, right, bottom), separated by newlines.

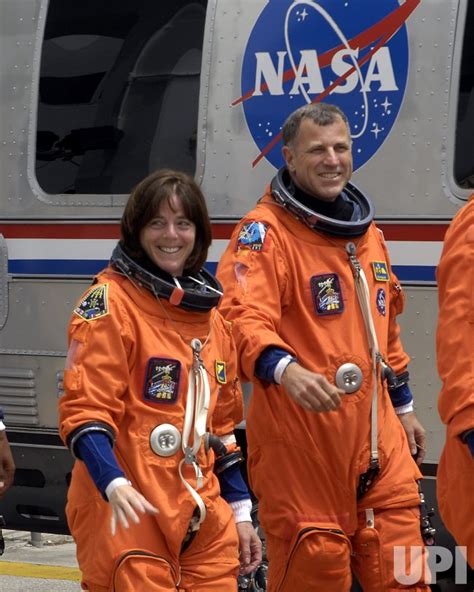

347,242,381,462
179,339,210,530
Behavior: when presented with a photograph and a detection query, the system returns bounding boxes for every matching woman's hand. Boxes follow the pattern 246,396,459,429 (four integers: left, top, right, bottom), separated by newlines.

236,521,263,575
108,483,159,536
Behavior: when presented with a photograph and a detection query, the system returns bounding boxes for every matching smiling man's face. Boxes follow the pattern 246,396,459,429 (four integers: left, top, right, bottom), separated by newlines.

283,116,353,202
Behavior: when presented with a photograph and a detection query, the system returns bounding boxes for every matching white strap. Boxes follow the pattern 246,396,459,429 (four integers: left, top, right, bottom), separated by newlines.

355,264,380,354
347,242,380,463
178,458,207,529
357,265,380,462
179,339,211,530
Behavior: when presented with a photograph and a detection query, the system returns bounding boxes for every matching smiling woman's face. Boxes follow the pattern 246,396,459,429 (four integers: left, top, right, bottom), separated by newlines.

139,194,196,276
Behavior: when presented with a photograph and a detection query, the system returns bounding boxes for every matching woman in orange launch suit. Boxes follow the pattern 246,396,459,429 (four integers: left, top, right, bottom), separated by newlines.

217,103,430,591
59,170,261,591
436,193,474,567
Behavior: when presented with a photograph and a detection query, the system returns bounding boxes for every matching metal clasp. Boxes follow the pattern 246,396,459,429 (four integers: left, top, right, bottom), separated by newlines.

346,241,361,278
190,338,203,373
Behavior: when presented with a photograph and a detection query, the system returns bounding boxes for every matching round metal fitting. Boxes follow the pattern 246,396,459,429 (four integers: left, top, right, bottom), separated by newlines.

190,338,202,352
335,363,363,394
150,424,181,457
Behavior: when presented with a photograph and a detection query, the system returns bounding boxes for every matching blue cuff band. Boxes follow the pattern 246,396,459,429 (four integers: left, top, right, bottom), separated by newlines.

217,462,250,503
76,431,125,497
389,382,413,408
255,346,292,383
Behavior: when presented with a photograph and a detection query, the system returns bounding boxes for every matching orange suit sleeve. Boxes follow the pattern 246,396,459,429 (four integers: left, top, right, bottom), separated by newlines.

210,317,244,445
379,231,411,375
217,218,296,383
436,198,474,436
59,282,134,446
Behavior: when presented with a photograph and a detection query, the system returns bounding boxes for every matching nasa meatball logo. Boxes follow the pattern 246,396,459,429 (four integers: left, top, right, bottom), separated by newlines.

236,0,419,171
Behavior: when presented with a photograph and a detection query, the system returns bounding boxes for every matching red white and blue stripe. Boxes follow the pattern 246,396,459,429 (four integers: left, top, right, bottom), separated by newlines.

1,222,447,283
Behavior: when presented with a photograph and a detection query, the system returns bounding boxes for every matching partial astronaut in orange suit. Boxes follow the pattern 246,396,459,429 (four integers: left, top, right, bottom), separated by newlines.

436,193,474,568
217,103,430,591
59,170,261,592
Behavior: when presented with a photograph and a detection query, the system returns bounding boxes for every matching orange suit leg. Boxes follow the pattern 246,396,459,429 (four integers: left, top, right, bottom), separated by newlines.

83,554,177,592
352,506,430,591
265,525,353,592
178,496,240,591
437,434,474,568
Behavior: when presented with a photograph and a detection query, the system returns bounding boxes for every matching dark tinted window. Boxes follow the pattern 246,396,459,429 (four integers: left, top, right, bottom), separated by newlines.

454,2,474,188
36,0,207,195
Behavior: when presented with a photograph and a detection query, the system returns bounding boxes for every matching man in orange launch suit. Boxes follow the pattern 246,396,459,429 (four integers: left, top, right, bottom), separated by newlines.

217,103,430,591
436,193,474,567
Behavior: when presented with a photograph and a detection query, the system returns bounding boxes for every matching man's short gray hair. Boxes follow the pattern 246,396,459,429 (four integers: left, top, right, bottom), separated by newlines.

282,103,351,147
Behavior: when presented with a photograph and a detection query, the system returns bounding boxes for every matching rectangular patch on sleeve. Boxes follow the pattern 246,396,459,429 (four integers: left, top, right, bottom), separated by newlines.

236,221,268,252
215,361,227,384
144,358,181,404
74,284,109,321
311,274,344,315
371,261,389,281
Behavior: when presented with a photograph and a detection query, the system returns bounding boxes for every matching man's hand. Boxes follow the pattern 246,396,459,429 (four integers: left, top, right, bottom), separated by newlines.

108,483,159,536
236,521,262,575
397,411,426,466
0,432,15,498
281,363,345,412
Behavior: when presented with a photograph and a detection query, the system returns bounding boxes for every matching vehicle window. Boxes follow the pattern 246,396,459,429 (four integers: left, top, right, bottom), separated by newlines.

36,0,207,195
454,1,474,188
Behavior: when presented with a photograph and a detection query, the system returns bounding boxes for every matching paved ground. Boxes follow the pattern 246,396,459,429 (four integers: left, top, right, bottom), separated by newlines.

0,529,81,591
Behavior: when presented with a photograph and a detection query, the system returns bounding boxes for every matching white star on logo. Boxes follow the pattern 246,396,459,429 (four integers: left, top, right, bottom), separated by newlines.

371,123,382,139
381,96,392,112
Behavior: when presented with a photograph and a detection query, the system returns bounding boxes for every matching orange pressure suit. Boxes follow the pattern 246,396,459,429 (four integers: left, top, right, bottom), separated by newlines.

59,267,242,591
436,193,474,567
217,187,428,591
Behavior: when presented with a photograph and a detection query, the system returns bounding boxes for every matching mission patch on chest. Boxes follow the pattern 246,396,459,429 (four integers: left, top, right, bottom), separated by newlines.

215,361,227,384
144,358,181,404
371,261,389,281
311,273,345,315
